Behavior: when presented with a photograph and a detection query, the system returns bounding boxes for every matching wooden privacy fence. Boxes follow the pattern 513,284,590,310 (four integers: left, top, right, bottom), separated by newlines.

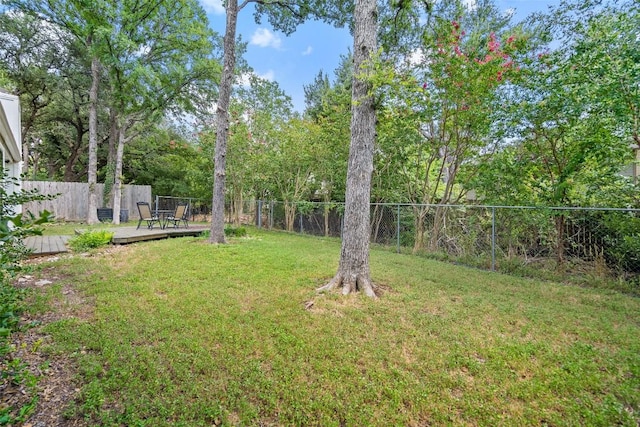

22,181,152,221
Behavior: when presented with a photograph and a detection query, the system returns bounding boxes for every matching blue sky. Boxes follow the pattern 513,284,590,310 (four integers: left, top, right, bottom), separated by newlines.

198,0,562,113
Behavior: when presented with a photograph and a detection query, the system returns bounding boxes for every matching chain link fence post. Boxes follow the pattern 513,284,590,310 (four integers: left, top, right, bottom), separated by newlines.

257,200,262,229
491,206,496,272
396,204,401,253
269,201,274,229
300,211,304,234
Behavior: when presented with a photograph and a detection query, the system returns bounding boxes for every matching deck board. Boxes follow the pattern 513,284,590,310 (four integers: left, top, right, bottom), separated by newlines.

25,225,207,255
24,235,71,256
110,225,207,244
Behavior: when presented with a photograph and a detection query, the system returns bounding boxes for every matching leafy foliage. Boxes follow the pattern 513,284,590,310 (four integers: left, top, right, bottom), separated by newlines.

0,170,55,424
0,174,55,277
68,230,114,252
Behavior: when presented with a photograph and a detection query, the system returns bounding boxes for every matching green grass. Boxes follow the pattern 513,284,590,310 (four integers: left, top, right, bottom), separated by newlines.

32,230,640,426
39,221,132,236
40,220,210,236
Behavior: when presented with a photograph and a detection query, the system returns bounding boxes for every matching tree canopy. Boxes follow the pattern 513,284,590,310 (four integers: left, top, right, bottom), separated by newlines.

0,0,636,240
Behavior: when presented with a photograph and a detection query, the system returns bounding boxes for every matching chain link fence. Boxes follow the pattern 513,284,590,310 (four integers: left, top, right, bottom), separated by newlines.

156,197,640,291
154,195,211,222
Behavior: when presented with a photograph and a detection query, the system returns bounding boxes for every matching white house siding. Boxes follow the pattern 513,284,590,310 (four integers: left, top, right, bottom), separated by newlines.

0,90,22,214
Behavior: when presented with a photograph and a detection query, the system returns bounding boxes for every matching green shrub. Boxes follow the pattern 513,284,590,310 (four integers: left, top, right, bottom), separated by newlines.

69,230,114,252
224,226,247,237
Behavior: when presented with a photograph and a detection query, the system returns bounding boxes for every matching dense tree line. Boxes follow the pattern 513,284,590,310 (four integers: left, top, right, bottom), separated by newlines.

0,0,220,223
1,0,637,263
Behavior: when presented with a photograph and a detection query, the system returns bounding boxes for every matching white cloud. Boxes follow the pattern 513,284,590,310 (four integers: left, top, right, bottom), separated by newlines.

238,70,275,87
503,7,516,18
302,46,313,56
462,0,477,10
407,48,425,66
250,28,282,49
257,70,275,81
238,73,252,87
199,0,225,15
135,44,151,57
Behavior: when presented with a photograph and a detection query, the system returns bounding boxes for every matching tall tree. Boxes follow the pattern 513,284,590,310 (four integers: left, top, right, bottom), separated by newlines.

0,12,63,172
5,0,114,224
379,0,523,251
0,11,99,181
303,54,352,234
469,0,638,263
209,0,351,243
209,0,239,243
303,70,330,121
269,118,318,231
102,0,218,224
226,75,294,222
317,0,378,296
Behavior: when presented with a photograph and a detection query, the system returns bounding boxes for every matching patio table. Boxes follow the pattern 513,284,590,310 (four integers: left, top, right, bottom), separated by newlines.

154,209,175,229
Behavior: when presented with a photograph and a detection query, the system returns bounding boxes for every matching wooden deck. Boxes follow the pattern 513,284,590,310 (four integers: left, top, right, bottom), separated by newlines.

25,225,208,255
24,235,71,256
110,225,207,244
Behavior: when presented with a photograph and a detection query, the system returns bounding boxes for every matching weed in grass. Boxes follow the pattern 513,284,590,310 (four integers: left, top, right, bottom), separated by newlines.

225,226,248,237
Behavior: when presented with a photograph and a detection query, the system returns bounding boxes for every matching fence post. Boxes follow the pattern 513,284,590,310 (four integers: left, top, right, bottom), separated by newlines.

269,201,274,229
155,195,159,212
397,204,401,253
257,200,262,229
300,212,304,233
491,206,496,271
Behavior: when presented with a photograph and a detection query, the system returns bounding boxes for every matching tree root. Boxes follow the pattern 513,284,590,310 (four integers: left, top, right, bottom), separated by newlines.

317,273,377,298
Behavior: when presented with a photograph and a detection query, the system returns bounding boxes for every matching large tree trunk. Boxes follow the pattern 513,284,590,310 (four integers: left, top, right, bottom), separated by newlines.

412,205,428,253
86,55,100,224
111,124,126,225
284,201,297,232
318,0,377,297
209,0,238,244
103,109,119,207
429,205,448,251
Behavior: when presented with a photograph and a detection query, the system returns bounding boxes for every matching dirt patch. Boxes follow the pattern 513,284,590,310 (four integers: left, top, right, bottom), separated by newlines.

3,253,102,427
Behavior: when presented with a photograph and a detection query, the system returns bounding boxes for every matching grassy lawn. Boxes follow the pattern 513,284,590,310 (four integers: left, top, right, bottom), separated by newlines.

39,220,210,236
39,221,135,236
29,229,639,426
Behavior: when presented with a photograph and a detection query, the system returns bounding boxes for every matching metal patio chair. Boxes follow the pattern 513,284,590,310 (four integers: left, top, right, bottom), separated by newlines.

136,202,159,229
165,202,189,229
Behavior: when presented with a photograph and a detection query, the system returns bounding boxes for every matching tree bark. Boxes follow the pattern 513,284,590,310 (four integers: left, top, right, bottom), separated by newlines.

22,138,30,176
111,123,126,225
209,0,238,244
317,0,377,297
323,195,331,237
103,108,119,207
62,117,86,182
412,205,428,253
86,55,100,224
284,201,296,232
